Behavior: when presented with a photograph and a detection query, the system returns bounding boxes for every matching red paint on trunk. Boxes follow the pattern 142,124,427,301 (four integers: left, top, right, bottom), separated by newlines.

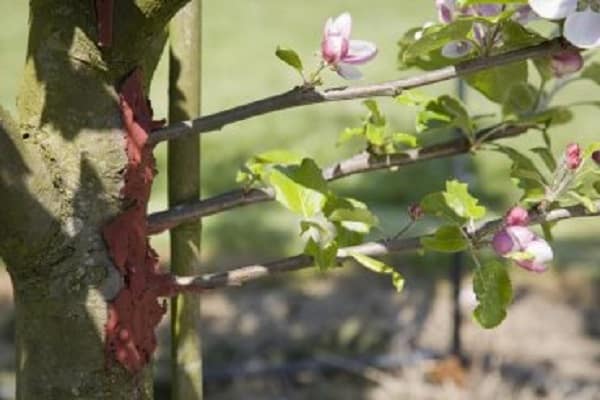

102,69,183,373
95,0,114,48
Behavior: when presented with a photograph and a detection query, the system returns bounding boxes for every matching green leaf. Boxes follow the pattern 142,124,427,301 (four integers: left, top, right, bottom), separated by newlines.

502,83,537,117
305,238,338,271
581,62,600,86
395,90,432,106
268,158,328,217
465,61,528,103
530,147,557,173
329,208,379,234
275,46,303,73
443,180,486,220
403,19,476,62
420,192,465,224
421,225,469,253
417,95,473,137
391,132,418,148
350,253,404,292
567,190,598,213
473,261,513,329
364,99,386,126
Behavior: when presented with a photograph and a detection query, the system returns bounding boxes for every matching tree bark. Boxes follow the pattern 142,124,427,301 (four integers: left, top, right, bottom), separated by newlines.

167,1,204,399
0,1,190,398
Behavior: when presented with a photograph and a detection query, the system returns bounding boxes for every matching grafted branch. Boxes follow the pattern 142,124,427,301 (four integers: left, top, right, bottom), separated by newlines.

171,201,600,291
147,123,533,234
149,38,569,144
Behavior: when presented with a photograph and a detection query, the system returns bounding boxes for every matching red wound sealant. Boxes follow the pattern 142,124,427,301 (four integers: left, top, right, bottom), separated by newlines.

103,69,183,373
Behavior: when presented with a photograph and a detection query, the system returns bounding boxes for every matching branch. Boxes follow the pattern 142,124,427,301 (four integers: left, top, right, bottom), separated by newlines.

149,38,569,145
170,200,600,291
147,123,533,234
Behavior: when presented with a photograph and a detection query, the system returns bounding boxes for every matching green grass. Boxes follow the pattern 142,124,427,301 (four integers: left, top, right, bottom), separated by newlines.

1,1,599,273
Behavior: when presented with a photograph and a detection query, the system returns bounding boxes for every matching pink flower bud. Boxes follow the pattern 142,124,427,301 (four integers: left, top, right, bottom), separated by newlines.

408,204,424,221
550,50,584,78
505,206,530,227
565,143,582,170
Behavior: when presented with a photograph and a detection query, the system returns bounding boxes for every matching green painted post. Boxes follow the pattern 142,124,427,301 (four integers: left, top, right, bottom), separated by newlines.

168,1,203,398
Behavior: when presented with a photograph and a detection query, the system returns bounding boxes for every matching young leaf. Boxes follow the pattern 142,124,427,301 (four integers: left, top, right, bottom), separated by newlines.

350,253,404,292
465,62,527,103
473,260,513,329
443,180,486,220
305,238,338,271
581,62,600,86
420,192,465,224
275,46,303,74
268,159,328,217
421,225,469,253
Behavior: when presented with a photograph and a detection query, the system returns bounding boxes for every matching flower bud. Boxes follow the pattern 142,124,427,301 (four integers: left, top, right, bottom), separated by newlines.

550,50,583,78
505,206,530,227
565,143,582,170
408,204,424,221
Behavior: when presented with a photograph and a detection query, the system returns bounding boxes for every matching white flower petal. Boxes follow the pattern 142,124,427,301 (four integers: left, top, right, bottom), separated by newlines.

529,0,577,19
564,9,600,49
342,40,377,65
336,63,362,80
527,239,554,264
331,12,352,39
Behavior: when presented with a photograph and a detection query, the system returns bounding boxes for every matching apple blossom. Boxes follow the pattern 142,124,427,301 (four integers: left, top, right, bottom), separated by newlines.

492,225,553,273
321,12,377,80
529,0,600,49
492,206,553,273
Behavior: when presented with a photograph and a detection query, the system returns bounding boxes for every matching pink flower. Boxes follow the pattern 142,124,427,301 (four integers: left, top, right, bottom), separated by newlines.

505,206,530,227
550,49,584,78
321,12,377,80
565,143,582,170
492,226,553,273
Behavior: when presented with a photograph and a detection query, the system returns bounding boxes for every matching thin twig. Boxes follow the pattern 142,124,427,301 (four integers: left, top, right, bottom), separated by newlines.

149,39,569,145
169,201,599,291
147,123,533,234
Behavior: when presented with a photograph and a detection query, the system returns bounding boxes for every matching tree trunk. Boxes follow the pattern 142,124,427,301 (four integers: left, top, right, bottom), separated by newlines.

0,1,189,398
167,1,204,398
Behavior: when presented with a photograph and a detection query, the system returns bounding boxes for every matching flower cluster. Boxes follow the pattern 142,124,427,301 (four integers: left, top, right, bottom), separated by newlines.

530,0,600,49
492,207,553,273
434,1,533,58
320,12,377,80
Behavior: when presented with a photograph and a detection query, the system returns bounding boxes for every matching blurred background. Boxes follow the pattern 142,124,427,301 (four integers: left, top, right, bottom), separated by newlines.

1,1,599,399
